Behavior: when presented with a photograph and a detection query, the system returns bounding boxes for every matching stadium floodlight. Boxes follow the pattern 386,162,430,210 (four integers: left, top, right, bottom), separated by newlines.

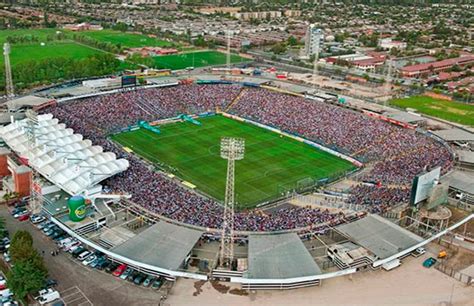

25,109,42,214
220,137,245,161
219,137,245,268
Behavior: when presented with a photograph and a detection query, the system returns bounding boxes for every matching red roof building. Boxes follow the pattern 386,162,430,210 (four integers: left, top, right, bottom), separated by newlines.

399,55,474,78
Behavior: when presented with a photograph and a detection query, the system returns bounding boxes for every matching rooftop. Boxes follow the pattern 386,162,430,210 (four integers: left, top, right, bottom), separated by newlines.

431,128,474,142
111,222,203,271
335,214,423,260
400,55,474,73
246,233,322,279
442,170,474,195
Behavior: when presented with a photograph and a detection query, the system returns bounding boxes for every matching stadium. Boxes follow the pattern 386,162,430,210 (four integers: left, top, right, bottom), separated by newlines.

0,74,472,290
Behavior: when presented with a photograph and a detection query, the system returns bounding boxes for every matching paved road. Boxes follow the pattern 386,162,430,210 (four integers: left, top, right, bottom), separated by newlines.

0,206,163,306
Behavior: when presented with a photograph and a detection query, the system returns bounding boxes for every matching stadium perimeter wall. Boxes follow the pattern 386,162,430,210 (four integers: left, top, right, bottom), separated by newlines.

230,213,474,289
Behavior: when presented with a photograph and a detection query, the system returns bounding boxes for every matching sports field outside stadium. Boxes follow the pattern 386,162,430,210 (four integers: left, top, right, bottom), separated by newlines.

111,115,356,209
152,50,250,70
390,96,474,126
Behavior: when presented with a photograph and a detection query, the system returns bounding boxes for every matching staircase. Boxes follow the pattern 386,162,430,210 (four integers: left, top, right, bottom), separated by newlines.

225,88,247,112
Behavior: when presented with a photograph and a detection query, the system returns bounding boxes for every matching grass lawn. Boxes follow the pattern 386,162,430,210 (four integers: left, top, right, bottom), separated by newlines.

390,96,474,126
152,50,250,70
111,115,355,209
0,42,105,66
0,28,59,43
77,30,173,48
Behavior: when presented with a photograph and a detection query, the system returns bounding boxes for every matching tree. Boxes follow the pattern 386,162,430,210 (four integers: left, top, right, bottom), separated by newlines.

270,43,287,55
9,230,34,263
6,231,47,301
287,36,298,46
7,259,47,301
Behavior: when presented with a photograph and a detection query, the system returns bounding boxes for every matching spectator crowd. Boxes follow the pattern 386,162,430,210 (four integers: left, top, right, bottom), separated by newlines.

42,84,453,231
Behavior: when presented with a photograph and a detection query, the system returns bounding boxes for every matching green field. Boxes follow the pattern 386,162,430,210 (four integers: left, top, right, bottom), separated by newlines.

111,115,355,209
152,50,250,70
0,42,104,66
0,28,59,43
77,30,174,48
390,96,474,126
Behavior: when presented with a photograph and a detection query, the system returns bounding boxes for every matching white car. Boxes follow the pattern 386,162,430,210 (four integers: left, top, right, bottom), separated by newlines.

412,247,426,257
31,215,46,224
58,237,73,247
82,255,96,266
67,244,82,253
13,211,29,218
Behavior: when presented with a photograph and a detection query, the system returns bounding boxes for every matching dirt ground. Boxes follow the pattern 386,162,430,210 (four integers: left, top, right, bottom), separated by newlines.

167,253,474,306
448,206,474,237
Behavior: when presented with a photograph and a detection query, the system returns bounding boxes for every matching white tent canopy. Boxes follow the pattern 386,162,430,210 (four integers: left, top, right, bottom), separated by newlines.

0,113,129,195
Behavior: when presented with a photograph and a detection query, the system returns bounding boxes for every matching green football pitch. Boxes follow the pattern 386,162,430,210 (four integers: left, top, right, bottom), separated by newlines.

390,96,474,126
111,115,355,209
152,50,250,70
77,30,174,48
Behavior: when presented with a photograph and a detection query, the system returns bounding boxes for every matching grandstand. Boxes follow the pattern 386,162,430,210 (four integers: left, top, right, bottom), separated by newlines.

1,74,471,290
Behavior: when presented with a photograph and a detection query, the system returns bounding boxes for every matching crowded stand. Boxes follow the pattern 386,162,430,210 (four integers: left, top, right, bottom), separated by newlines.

41,84,453,231
231,88,453,185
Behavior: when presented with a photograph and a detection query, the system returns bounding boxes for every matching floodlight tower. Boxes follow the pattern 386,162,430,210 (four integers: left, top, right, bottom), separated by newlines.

311,36,320,90
3,43,14,98
25,109,42,214
219,137,245,267
226,29,232,74
384,58,393,106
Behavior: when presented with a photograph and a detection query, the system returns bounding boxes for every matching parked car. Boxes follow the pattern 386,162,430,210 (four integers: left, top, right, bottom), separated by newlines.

412,247,426,257
151,278,162,289
142,275,154,287
13,210,29,219
423,257,437,268
31,215,46,224
82,255,96,266
112,264,127,277
64,241,81,252
90,257,106,269
106,262,119,274
51,232,66,241
89,257,101,268
0,276,6,290
77,251,92,261
3,252,11,263
120,267,133,280
37,221,52,230
44,229,56,237
133,273,146,285
42,224,57,233
97,259,111,270
18,212,30,221
127,271,138,282
37,290,60,305
71,247,86,258
11,207,25,216
46,279,58,288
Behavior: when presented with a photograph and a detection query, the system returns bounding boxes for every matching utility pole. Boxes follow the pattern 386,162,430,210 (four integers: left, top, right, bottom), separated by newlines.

219,137,245,268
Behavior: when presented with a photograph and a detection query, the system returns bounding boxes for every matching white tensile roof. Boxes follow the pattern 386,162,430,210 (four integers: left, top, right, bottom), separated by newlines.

0,113,129,195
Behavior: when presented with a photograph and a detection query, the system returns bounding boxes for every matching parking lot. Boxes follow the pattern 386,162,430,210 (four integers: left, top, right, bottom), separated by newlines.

0,206,166,306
